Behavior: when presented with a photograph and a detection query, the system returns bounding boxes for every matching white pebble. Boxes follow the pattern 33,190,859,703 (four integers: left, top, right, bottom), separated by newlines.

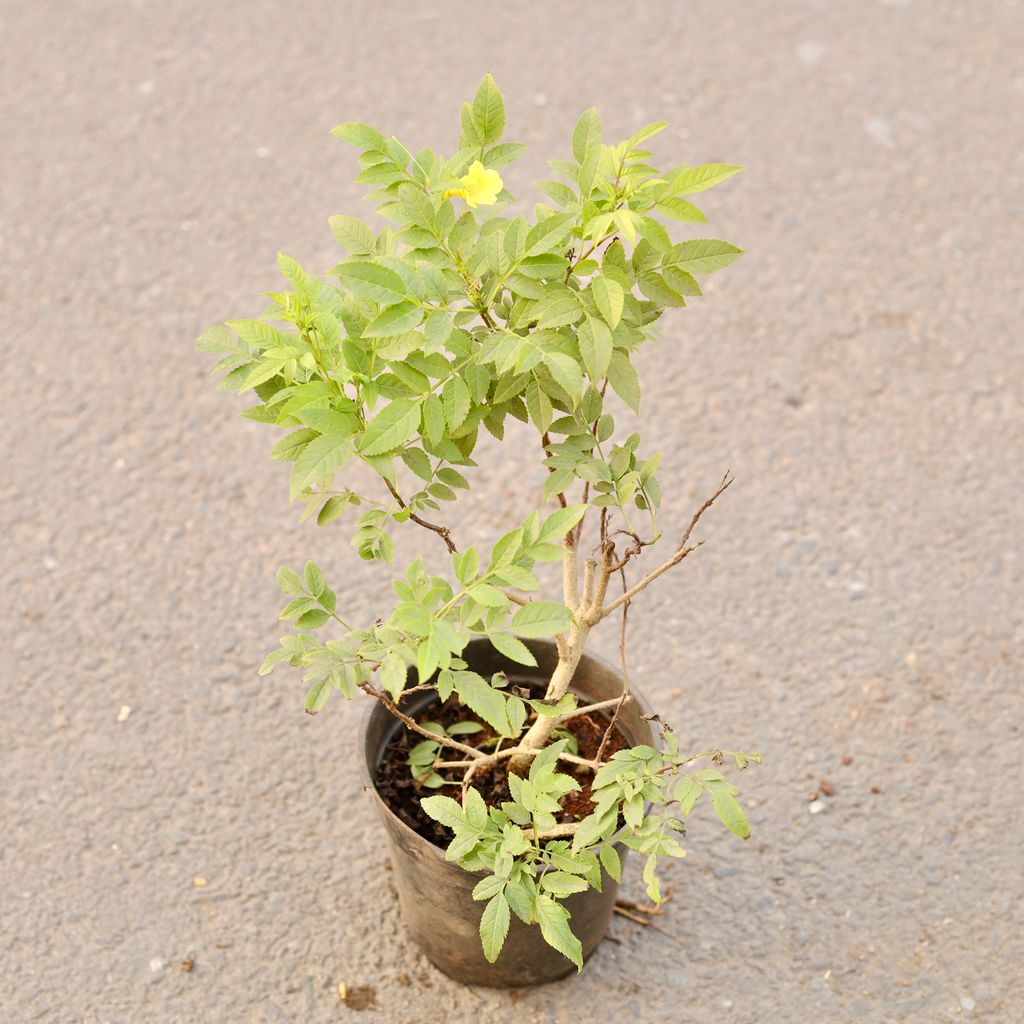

960,995,976,1012
809,799,827,814
149,958,164,972
797,41,826,65
117,705,132,723
533,94,547,107
864,117,895,148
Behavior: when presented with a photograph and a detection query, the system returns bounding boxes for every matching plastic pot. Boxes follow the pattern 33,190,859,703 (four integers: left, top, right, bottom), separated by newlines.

359,637,654,987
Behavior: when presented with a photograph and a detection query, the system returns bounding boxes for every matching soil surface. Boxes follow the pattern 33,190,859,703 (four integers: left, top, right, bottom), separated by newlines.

2,3,1022,1023
373,698,626,846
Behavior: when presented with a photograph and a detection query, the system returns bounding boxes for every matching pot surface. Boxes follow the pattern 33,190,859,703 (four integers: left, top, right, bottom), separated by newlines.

359,637,655,987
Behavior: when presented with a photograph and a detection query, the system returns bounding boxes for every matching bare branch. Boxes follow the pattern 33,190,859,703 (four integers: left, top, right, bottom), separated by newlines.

599,473,733,620
383,479,457,554
594,568,633,765
559,696,632,721
358,683,486,759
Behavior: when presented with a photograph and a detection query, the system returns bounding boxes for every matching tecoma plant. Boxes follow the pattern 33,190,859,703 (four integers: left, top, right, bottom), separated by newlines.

199,74,756,971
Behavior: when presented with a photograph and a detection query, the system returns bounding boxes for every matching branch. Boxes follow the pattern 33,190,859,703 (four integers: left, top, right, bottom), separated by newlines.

383,479,457,554
358,683,485,759
599,473,733,620
559,696,631,721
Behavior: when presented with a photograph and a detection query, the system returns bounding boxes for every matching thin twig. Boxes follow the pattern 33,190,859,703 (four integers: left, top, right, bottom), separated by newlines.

594,569,633,766
600,473,733,620
358,683,485,759
559,696,632,722
383,479,457,554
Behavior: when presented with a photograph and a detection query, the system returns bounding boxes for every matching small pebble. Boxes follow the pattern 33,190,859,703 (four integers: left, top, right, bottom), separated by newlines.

960,995,975,1012
149,958,164,973
533,94,547,107
117,705,132,723
193,877,208,888
809,799,826,814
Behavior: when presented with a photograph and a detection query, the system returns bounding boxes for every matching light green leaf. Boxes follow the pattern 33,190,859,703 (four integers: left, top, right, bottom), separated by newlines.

333,261,407,304
480,893,511,963
535,894,583,971
331,122,387,150
304,678,331,715
421,794,465,830
380,651,407,700
290,433,355,498
490,633,537,667
364,301,423,338
360,398,421,456
329,215,376,254
655,197,707,222
276,566,304,595
607,350,640,412
666,239,744,275
523,214,575,258
542,352,583,404
442,376,471,430
541,872,589,897
303,561,325,596
572,107,602,163
671,163,742,195
590,276,624,329
578,316,613,382
711,789,751,840
537,504,587,544
454,671,510,735
511,601,572,638
471,73,506,147
599,844,622,883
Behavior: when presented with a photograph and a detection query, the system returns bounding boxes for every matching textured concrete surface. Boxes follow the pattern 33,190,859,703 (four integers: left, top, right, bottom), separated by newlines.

3,1,1022,1021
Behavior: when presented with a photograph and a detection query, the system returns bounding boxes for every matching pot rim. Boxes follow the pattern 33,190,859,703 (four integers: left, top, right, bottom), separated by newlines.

357,638,655,863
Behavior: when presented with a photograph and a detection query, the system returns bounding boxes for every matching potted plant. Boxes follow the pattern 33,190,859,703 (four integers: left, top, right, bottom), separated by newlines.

198,74,756,986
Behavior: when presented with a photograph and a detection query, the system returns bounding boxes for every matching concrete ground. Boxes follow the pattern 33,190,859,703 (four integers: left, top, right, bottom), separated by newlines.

2,1,1022,1021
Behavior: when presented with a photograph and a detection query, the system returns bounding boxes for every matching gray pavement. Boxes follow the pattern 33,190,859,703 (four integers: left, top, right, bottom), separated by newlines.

2,2,1022,1021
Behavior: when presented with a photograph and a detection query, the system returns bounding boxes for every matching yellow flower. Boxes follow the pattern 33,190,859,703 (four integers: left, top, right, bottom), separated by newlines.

445,160,503,208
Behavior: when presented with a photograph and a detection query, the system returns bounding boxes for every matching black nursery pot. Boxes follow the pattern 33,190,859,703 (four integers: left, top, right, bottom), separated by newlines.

359,637,655,987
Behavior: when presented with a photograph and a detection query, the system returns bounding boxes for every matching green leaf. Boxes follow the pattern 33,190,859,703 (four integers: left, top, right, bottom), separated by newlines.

442,376,471,430
454,671,510,735
276,565,304,595
599,844,622,883
511,601,572,638
675,776,702,816
571,107,602,163
471,73,506,147
303,561,325,596
360,398,421,456
523,213,575,258
537,504,587,544
504,880,533,923
333,261,407,304
490,633,537,667
542,352,583,404
541,872,589,896
607,350,640,412
535,894,583,971
525,379,553,432
532,293,581,329
578,316,613,382
296,609,329,629
196,324,234,353
421,794,465,830
479,893,511,963
290,433,356,498
421,394,445,445
590,276,624,329
304,678,331,715
313,495,350,528
711,789,751,840
642,854,661,902
329,215,376,254
331,122,387,150
364,301,423,337
666,239,744,275
380,651,407,700
671,163,742,195
655,197,707,223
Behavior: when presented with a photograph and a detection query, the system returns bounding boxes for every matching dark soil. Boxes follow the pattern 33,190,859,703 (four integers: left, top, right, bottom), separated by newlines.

374,695,627,848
